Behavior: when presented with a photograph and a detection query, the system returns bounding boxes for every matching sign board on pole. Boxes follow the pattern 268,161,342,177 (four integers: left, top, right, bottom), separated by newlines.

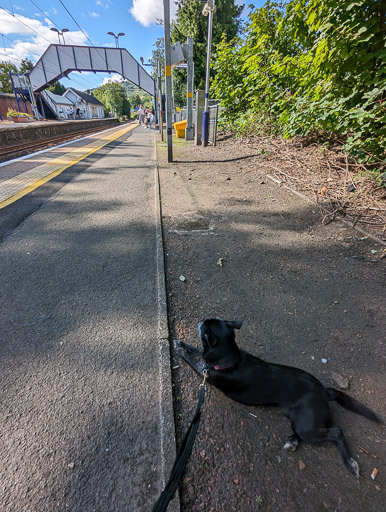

170,42,187,67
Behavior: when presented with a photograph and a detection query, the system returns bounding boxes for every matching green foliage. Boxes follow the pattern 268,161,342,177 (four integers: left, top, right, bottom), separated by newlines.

178,0,243,91
0,62,18,93
130,93,143,109
19,58,34,74
151,0,243,108
6,108,33,118
48,82,66,95
212,0,386,165
0,59,34,93
93,82,131,117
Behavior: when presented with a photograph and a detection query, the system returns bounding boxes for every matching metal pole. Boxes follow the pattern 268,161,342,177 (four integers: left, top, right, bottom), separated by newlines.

171,67,175,122
186,37,194,140
26,74,39,119
163,0,173,162
157,60,164,141
202,1,214,147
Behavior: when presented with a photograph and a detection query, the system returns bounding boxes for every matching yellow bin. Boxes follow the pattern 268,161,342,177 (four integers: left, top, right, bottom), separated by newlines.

174,119,187,139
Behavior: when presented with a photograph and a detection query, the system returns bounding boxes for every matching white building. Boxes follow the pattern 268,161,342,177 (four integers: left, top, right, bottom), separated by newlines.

63,88,105,119
43,90,75,120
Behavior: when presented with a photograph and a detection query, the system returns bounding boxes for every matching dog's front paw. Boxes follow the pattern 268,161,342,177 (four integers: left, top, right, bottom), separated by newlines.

178,340,202,354
348,458,360,479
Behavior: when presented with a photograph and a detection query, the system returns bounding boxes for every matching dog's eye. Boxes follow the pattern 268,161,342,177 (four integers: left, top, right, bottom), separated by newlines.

210,334,218,346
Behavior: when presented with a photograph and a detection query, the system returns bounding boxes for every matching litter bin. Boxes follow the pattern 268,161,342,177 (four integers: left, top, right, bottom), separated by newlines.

174,119,187,139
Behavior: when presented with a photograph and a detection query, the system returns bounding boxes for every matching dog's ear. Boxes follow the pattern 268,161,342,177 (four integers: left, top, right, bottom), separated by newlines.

225,320,243,330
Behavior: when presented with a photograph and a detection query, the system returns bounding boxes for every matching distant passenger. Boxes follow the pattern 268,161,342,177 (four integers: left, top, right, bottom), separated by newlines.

147,108,155,129
76,107,80,119
144,108,149,128
138,105,145,126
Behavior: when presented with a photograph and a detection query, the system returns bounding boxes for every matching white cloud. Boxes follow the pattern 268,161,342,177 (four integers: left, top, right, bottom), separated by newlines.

129,0,177,27
14,5,25,11
95,0,112,8
0,10,88,65
52,8,58,15
88,11,100,18
102,73,125,85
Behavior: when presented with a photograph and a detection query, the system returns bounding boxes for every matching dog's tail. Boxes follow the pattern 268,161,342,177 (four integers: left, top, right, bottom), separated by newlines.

327,388,382,423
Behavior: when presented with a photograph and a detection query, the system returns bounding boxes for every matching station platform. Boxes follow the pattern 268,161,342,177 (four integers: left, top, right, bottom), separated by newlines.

0,122,136,209
0,122,177,511
0,117,119,147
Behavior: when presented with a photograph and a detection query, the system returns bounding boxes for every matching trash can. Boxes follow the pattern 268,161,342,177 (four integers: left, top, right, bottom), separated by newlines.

174,119,187,139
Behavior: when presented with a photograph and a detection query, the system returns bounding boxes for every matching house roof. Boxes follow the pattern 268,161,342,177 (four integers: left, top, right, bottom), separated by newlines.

45,90,74,106
64,88,104,106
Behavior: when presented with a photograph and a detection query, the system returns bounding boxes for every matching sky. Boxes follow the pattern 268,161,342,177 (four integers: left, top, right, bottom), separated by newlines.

0,0,265,92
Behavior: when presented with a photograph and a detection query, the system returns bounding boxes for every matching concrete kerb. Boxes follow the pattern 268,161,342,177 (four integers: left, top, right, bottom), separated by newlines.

153,134,180,512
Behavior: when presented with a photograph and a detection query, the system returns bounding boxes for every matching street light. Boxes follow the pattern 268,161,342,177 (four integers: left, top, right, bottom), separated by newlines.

50,27,69,45
107,31,125,48
140,57,154,67
201,0,215,147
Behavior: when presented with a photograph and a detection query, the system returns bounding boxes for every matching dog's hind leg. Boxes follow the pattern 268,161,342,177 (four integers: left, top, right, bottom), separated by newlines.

301,427,359,478
283,432,300,451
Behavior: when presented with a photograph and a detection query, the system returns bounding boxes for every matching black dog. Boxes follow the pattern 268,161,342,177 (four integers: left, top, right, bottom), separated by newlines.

177,319,382,477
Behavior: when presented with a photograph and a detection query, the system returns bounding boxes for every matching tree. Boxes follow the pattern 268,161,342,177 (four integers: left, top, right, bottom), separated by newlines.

19,58,34,74
130,93,142,109
172,0,243,90
94,82,131,117
0,58,34,93
211,0,386,163
152,0,244,107
48,82,66,95
0,62,18,93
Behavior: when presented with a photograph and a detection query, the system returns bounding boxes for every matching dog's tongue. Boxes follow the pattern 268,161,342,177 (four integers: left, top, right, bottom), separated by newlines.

213,363,231,370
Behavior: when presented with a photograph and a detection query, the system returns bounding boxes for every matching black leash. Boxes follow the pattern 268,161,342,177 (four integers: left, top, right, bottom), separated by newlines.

152,370,209,512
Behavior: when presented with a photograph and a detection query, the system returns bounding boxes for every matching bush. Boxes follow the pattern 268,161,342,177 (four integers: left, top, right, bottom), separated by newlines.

211,0,385,169
7,108,33,118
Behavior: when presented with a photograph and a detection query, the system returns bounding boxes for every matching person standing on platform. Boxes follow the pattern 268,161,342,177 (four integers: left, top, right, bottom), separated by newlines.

138,105,145,126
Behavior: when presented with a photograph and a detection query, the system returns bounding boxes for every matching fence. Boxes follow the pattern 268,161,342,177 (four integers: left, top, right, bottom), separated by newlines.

176,101,219,146
208,104,219,146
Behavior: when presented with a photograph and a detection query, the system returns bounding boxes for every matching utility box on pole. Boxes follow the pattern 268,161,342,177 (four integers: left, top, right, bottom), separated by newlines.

194,90,205,146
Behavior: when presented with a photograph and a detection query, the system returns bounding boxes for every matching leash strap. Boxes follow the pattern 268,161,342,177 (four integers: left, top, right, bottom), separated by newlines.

152,372,208,512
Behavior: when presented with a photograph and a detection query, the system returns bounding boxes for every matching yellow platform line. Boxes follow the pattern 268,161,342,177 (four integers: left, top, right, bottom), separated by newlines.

0,123,137,210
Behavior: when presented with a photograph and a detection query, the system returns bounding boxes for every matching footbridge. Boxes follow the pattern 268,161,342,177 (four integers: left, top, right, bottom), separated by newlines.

28,44,155,96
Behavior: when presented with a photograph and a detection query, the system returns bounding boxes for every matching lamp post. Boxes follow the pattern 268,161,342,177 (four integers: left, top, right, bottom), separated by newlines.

163,0,173,162
50,27,69,45
202,0,215,147
140,57,153,67
107,31,125,48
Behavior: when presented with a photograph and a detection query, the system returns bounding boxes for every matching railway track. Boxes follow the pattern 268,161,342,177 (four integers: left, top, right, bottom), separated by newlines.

0,123,127,163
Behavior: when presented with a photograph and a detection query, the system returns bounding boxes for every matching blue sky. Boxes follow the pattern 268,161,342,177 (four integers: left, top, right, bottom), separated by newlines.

0,0,265,91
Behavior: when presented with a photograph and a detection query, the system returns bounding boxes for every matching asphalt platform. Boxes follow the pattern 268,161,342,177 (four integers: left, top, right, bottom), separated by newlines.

0,126,178,511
